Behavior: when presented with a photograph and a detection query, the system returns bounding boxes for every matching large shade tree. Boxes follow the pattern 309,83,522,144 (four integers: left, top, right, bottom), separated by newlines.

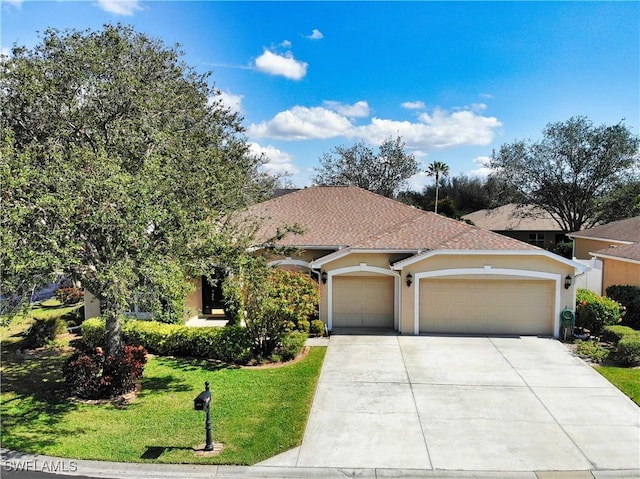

312,135,418,198
1,25,273,354
489,117,639,232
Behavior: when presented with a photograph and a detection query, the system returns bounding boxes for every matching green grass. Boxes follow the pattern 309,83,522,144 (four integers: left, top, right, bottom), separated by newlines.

596,365,640,406
0,347,326,464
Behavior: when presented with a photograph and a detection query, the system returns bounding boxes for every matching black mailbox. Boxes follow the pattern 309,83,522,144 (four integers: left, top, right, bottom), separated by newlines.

194,390,211,410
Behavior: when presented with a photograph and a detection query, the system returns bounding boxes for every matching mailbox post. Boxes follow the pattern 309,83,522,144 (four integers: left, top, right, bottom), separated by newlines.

193,381,213,451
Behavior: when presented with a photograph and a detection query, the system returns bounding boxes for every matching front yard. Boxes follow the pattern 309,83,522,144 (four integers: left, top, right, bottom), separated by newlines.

0,303,326,465
596,366,640,406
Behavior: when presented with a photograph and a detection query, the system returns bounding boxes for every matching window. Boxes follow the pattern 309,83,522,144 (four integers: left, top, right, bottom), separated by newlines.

527,233,545,247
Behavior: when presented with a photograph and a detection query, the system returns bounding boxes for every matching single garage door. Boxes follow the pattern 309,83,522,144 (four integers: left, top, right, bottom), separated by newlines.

333,276,394,328
419,278,554,335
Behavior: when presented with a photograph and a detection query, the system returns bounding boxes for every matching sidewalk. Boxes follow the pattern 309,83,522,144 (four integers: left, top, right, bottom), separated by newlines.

2,449,639,479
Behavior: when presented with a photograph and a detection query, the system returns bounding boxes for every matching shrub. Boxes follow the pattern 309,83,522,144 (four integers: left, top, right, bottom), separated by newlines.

296,320,310,333
79,317,251,364
81,317,106,348
310,320,325,337
606,285,640,329
222,276,244,326
122,320,179,356
616,335,640,366
602,325,640,345
55,287,84,305
575,339,610,363
25,316,68,348
276,331,308,361
267,270,320,328
575,289,625,335
63,345,147,399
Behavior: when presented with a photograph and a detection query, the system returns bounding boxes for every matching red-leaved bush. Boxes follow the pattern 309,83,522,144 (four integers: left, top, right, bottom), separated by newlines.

63,345,147,399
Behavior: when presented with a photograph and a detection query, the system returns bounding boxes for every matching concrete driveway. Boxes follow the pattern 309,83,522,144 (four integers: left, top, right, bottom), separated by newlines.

263,334,640,472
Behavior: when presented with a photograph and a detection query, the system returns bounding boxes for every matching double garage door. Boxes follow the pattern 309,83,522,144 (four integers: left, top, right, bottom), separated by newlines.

330,275,555,335
419,278,554,336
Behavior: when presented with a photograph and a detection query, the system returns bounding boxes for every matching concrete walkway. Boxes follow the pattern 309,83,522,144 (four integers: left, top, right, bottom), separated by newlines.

263,335,640,472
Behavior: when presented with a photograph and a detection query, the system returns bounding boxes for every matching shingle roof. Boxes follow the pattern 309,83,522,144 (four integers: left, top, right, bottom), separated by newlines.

570,216,640,243
592,242,640,263
240,186,539,251
462,204,563,231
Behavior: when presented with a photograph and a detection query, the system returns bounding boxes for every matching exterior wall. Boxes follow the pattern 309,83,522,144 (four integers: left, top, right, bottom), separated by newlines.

574,238,613,259
184,277,202,322
84,290,101,319
602,259,640,291
399,253,577,336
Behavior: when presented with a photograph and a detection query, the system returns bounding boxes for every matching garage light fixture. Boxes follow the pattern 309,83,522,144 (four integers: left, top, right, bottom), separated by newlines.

564,274,572,289
406,273,413,287
321,271,328,284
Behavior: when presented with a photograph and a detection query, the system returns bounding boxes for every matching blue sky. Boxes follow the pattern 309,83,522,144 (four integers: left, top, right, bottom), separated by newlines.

2,1,639,190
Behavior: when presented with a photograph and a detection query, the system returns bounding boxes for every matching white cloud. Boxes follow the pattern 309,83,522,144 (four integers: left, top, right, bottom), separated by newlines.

323,100,370,118
248,103,501,149
4,0,23,8
306,29,324,40
405,171,431,191
357,108,501,149
248,106,353,140
467,156,494,177
255,50,308,80
96,0,143,16
479,93,494,99
216,91,243,114
1,47,11,60
249,142,300,175
401,101,426,110
280,40,292,48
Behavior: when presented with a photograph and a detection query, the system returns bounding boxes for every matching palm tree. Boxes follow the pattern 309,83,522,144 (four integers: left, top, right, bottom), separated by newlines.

426,161,449,213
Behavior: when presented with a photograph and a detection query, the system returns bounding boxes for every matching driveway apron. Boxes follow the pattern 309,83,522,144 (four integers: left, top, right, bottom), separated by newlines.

289,335,640,471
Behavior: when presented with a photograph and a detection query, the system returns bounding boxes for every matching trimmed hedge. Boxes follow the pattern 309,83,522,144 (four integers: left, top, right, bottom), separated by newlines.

26,316,68,348
617,335,640,366
602,325,640,345
81,318,252,364
575,289,625,335
606,285,640,329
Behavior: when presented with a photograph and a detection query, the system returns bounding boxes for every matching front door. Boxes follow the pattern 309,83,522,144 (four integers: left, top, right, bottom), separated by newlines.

202,270,225,314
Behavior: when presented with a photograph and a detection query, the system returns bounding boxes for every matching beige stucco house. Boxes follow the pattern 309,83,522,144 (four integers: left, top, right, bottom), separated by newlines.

203,186,584,338
568,216,640,291
86,186,587,337
463,204,567,250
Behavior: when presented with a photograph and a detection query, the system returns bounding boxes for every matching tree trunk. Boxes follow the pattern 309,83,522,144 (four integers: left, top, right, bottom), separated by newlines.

104,309,123,356
434,172,440,214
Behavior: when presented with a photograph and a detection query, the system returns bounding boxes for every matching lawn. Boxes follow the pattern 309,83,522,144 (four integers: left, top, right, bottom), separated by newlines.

596,365,640,406
0,307,326,465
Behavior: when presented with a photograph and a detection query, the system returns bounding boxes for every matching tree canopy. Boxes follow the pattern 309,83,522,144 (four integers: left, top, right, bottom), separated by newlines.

312,136,418,198
1,25,272,353
489,116,639,232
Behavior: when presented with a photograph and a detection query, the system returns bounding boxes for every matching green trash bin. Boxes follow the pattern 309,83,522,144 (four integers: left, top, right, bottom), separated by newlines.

560,308,575,341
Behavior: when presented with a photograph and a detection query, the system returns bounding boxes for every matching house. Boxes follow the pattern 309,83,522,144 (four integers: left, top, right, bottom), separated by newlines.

85,186,586,336
568,216,640,291
463,204,567,250
183,186,584,337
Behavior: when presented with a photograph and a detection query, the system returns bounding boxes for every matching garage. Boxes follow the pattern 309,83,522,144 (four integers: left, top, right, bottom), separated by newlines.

419,278,554,336
332,275,395,328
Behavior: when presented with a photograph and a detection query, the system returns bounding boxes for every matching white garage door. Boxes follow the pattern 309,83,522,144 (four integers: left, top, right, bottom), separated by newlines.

333,276,394,328
419,279,554,335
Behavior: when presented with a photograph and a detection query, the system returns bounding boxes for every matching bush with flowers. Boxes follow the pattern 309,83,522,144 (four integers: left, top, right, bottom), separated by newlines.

575,289,625,336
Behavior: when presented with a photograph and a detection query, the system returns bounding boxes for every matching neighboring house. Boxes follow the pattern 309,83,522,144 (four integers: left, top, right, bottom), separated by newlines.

568,216,640,291
86,186,586,337
463,204,567,250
